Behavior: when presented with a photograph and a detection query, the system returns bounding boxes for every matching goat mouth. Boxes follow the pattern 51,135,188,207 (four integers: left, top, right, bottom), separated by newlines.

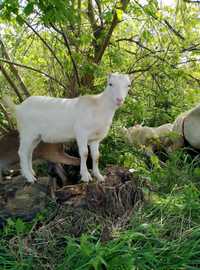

116,100,123,106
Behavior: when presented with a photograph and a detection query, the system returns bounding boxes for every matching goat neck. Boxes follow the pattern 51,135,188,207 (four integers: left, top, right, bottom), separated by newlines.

99,87,119,113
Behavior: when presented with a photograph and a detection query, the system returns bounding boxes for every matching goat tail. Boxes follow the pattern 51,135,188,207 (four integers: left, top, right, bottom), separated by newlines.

2,96,16,116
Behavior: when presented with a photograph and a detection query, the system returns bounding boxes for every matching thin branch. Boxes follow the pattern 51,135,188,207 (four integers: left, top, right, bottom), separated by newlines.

151,73,162,92
78,0,81,36
175,58,200,66
164,19,185,41
88,0,97,33
0,102,14,129
0,122,10,133
135,0,185,41
116,37,177,67
128,59,159,74
94,0,130,64
0,37,30,97
62,33,80,87
0,125,9,134
187,74,200,86
0,58,68,90
23,19,65,72
182,43,200,52
50,24,80,87
0,64,23,102
94,0,103,27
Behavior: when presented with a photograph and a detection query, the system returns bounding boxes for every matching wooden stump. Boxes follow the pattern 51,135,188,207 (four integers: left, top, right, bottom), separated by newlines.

0,165,144,228
55,165,144,218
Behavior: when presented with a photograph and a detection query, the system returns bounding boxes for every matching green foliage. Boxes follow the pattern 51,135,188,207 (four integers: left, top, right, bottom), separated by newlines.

1,143,200,269
0,1,200,269
57,234,134,270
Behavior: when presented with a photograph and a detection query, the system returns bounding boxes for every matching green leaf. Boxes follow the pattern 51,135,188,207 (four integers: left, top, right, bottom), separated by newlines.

15,219,26,235
23,2,34,16
116,8,123,21
150,155,160,168
103,10,113,23
6,218,15,228
16,15,24,25
142,30,152,41
194,168,200,178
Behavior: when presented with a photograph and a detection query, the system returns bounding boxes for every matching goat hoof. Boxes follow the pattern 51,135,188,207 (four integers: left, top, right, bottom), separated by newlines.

80,172,92,183
26,176,37,183
94,174,105,182
80,179,89,184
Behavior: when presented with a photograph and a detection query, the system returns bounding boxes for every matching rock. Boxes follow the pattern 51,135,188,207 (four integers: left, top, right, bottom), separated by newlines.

0,176,49,227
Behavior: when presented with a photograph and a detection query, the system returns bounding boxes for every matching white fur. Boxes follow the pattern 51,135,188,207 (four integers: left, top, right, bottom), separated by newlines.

121,123,173,146
173,105,200,149
9,73,131,183
121,123,177,156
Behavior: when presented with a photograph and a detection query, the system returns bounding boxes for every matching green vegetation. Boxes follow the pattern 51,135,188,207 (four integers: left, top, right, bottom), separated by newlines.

1,148,200,269
0,0,200,269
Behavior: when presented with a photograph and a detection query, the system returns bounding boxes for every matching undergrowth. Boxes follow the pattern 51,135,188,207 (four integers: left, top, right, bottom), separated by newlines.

1,124,200,270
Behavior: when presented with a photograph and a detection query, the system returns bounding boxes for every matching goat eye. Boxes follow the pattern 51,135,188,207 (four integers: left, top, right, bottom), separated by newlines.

109,83,112,86
128,84,131,87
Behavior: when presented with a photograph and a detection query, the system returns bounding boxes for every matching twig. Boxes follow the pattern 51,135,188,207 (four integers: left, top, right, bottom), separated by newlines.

0,37,30,97
23,19,65,72
128,59,159,74
0,102,14,129
61,29,81,87
164,20,185,41
0,64,23,102
0,58,68,90
50,24,80,87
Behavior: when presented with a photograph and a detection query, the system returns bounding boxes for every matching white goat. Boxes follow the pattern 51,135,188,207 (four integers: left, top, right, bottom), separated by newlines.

4,73,131,183
121,123,175,155
172,105,200,149
121,123,173,146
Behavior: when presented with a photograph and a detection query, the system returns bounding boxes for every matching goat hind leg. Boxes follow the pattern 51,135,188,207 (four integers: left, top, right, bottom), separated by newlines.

28,138,40,176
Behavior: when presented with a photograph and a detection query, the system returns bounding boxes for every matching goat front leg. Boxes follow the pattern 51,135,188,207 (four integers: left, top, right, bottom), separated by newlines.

76,136,92,183
18,137,37,183
89,141,105,182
